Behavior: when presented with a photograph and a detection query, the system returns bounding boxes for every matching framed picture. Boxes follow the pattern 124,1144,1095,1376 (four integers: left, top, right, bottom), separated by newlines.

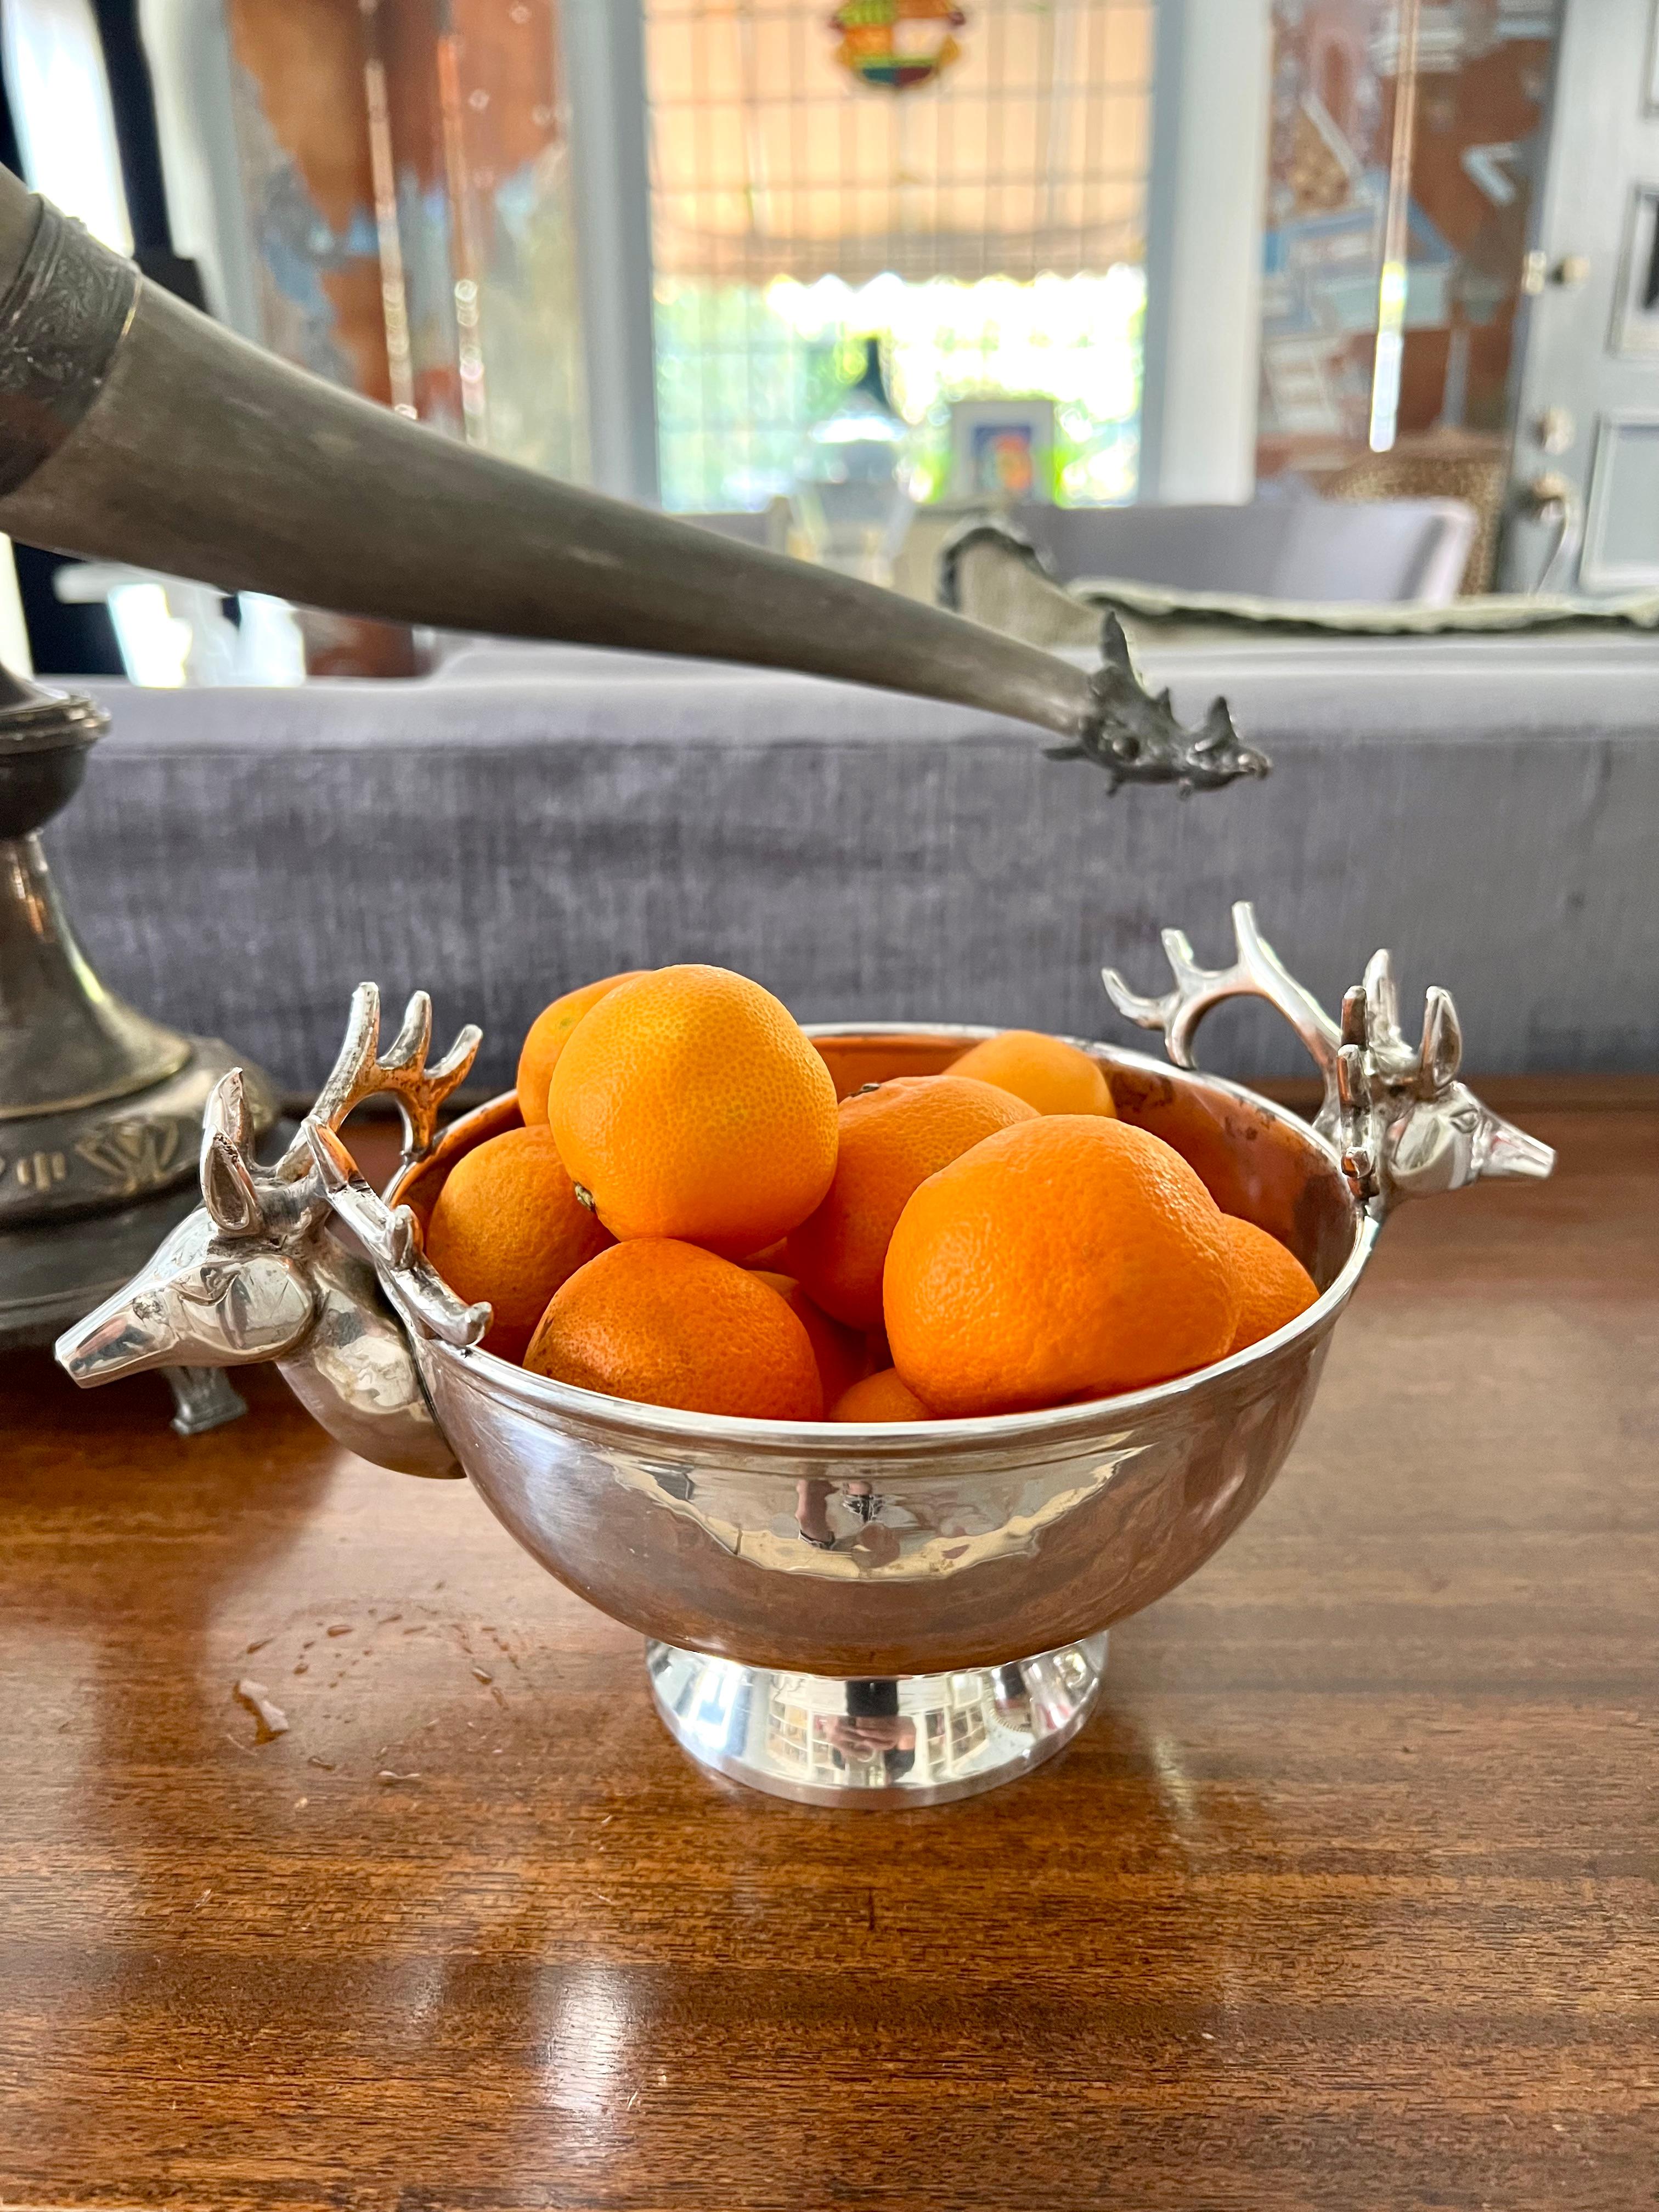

949,397,1056,504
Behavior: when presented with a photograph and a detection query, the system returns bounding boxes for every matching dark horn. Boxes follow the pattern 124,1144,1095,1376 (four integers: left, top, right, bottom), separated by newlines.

0,171,1263,787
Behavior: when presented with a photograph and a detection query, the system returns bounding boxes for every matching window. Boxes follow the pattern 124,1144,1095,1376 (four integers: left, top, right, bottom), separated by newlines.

644,0,1153,510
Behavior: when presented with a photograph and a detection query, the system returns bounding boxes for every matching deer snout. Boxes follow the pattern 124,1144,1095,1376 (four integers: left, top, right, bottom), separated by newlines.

1479,1115,1555,1183
57,1283,181,1386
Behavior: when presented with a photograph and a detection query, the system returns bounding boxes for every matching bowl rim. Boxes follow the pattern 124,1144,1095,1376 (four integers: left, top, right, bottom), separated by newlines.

398,1024,1375,1460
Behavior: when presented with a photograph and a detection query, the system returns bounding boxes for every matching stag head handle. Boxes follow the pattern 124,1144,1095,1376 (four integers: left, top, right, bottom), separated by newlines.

57,985,485,1477
1102,902,1554,1217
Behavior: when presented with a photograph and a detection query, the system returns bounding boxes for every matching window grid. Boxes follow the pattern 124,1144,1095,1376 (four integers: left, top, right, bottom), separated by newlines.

645,0,1152,512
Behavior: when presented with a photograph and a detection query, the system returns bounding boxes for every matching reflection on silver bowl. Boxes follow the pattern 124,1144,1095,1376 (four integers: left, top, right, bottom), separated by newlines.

57,906,1551,1807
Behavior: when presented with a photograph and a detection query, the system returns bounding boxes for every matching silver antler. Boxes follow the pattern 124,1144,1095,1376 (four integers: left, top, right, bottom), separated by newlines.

194,984,481,1246
1103,904,1554,1214
284,986,487,1344
1103,901,1339,1080
305,1121,488,1347
57,985,487,1477
281,983,481,1173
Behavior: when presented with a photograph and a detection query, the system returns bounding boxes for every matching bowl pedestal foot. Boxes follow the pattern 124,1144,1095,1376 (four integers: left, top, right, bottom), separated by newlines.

645,1633,1108,1807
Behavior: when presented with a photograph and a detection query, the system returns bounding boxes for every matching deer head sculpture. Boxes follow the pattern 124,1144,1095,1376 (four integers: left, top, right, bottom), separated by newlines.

57,986,487,1475
1103,902,1554,1213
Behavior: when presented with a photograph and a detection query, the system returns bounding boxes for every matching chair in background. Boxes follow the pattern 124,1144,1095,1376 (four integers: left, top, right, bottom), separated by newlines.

1321,442,1508,595
896,494,1475,608
991,498,1478,607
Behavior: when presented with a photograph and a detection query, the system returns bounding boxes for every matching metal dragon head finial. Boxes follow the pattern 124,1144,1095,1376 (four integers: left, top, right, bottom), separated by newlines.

1103,901,1554,1214
56,985,487,1387
1052,617,1272,794
936,519,1270,793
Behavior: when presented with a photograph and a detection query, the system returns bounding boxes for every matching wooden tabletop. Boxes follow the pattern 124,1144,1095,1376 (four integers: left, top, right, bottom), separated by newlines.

2,1089,1655,2211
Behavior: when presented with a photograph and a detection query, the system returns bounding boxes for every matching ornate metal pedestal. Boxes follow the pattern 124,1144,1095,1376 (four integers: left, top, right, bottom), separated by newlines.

0,665,277,1429
646,1636,1109,1807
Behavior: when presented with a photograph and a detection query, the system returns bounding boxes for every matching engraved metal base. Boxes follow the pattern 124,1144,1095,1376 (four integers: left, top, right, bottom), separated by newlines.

0,1175,205,1349
0,668,281,1438
1,1031,280,1226
646,1634,1107,1807
0,1177,249,1432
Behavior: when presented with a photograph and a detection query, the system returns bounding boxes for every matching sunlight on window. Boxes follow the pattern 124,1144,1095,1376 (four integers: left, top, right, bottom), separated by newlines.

656,267,1143,510
0,0,132,252
646,0,1152,512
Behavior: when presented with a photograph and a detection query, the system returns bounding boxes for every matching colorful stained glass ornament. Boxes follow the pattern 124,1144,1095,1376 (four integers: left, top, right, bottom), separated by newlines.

830,0,968,93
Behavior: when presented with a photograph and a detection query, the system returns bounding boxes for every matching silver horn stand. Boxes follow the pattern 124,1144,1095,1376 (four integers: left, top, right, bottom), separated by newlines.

0,664,277,1431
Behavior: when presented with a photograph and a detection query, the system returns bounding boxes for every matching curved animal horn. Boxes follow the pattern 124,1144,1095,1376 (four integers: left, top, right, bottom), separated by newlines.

0,173,1263,789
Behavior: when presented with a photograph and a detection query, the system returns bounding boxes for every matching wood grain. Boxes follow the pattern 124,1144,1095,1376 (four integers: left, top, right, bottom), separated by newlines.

1,1097,1655,2210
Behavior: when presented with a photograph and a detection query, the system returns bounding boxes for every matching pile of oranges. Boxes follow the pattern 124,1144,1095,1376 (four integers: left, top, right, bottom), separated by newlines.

422,964,1319,1424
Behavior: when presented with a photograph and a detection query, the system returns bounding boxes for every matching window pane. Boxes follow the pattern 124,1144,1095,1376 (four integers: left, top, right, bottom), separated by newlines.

644,0,1153,511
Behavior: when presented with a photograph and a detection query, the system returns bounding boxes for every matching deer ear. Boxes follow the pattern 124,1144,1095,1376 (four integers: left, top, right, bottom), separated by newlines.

1363,948,1402,1048
204,1068,252,1153
201,1128,266,1237
1420,988,1463,1090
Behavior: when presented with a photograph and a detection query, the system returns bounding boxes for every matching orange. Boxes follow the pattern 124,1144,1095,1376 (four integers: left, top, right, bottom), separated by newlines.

1222,1215,1319,1355
783,1076,1037,1329
947,1030,1116,1118
814,1035,963,1101
425,1126,611,1363
883,1116,1241,1417
548,964,839,1255
752,1271,865,1410
524,1239,822,1420
831,1368,933,1423
516,971,646,1126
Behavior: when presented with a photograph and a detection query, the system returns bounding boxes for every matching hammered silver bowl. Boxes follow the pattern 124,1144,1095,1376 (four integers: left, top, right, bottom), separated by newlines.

57,906,1553,1807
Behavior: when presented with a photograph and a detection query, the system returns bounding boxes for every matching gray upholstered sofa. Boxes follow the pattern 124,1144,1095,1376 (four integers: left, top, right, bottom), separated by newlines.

52,630,1658,1101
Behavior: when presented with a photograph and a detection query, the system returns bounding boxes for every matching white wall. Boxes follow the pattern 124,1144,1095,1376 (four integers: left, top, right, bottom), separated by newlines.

1138,0,1273,505
137,0,262,338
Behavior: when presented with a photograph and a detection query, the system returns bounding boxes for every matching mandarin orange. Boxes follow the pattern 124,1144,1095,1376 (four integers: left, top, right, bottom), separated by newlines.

523,1239,822,1419
830,1368,932,1423
783,1075,1036,1329
883,1116,1240,1416
1221,1215,1319,1354
813,1034,963,1101
752,1270,865,1410
516,970,646,1126
548,964,839,1254
947,1030,1116,1118
425,1126,611,1363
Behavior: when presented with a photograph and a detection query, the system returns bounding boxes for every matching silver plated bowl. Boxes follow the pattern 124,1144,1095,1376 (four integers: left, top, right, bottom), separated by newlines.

57,906,1553,1807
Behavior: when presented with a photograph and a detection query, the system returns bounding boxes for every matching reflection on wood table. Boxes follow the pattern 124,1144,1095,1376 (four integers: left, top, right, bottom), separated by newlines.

1,1090,1655,2211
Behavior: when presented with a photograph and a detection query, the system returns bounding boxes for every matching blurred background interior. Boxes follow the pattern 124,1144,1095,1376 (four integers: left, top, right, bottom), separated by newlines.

3,0,1645,682
2,0,1654,1314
